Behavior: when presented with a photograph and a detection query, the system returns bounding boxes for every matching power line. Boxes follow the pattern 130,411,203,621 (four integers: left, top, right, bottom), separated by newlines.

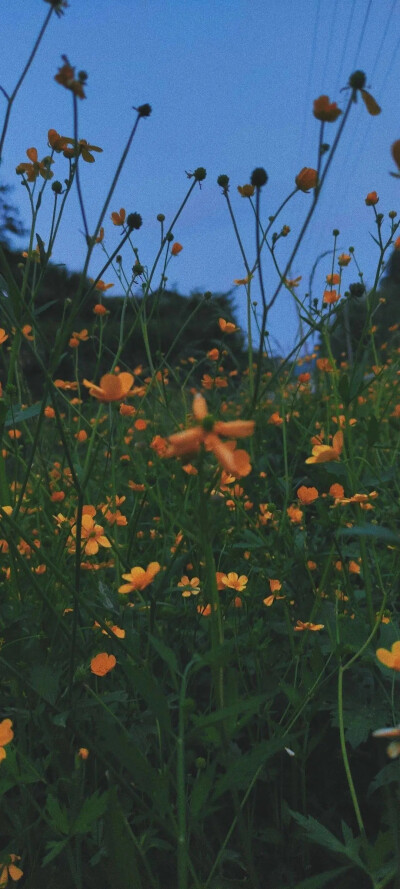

352,0,372,69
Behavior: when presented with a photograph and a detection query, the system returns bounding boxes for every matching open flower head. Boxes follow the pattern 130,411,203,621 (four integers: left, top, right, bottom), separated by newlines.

313,95,342,122
0,718,13,762
306,430,343,464
90,653,116,676
0,854,23,886
163,393,254,478
119,561,161,594
376,641,400,671
82,372,134,402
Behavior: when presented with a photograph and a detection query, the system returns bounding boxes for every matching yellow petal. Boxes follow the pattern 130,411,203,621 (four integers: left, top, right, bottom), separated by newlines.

361,89,381,116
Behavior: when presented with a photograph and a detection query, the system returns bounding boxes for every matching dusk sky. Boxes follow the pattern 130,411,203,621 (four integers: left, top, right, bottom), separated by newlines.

1,0,400,356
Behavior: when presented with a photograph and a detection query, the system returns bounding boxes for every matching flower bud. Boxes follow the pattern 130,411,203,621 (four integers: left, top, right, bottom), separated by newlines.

250,167,268,188
126,212,142,230
157,213,165,222
194,167,206,181
348,70,366,90
295,167,318,192
52,180,63,194
349,283,365,298
136,103,152,117
217,174,229,189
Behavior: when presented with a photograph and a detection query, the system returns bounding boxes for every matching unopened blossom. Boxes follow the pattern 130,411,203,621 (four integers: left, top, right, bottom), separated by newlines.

295,167,318,192
54,60,86,99
0,718,13,762
163,392,254,477
171,242,183,255
365,191,379,206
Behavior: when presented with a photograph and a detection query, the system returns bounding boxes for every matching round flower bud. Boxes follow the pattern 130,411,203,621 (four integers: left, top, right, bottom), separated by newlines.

332,229,340,237
194,167,206,181
250,167,268,188
320,143,330,154
126,212,142,230
166,231,174,242
52,180,63,194
157,213,165,222
349,283,365,298
389,211,397,219
133,261,144,275
348,70,366,90
203,291,212,300
365,191,379,206
217,174,229,188
295,167,318,192
136,103,152,117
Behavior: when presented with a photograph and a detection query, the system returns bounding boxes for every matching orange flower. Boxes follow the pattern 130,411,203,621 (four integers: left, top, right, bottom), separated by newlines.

22,324,34,340
365,191,379,206
48,128,70,152
78,747,89,760
329,483,345,499
0,718,13,763
93,303,108,315
326,273,340,285
287,505,303,523
297,485,318,504
62,138,103,163
306,430,343,464
237,184,255,197
221,572,248,592
376,641,400,671
54,59,86,99
391,140,400,178
313,95,342,122
338,253,351,267
285,276,302,289
323,289,340,304
89,279,114,291
268,412,283,426
219,318,238,334
178,575,201,597
163,393,254,477
82,372,134,402
90,653,116,676
316,357,334,372
294,621,324,631
118,561,161,594
197,603,213,616
234,274,253,286
0,854,23,886
359,89,381,116
71,514,111,555
111,208,126,225
16,147,54,182
171,242,183,256
295,167,318,192
0,329,8,345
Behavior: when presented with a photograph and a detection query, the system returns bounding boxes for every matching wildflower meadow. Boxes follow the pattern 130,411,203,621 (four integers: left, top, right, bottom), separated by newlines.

1,3,400,887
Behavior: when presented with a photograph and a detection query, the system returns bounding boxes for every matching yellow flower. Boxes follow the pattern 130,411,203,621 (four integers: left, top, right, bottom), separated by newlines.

306,430,343,464
82,372,134,402
0,718,13,763
376,641,400,671
221,572,248,592
118,562,161,594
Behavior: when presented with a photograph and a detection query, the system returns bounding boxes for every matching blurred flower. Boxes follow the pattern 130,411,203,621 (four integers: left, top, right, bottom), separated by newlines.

390,140,400,178
78,747,89,760
89,279,114,291
54,59,86,99
219,318,238,334
294,621,324,631
338,253,351,266
234,274,253,286
93,303,108,315
63,138,102,162
323,289,340,304
0,854,23,886
82,372,134,402
297,485,318,504
313,95,342,122
0,329,8,345
48,128,70,152
326,273,340,285
90,653,116,676
163,392,254,477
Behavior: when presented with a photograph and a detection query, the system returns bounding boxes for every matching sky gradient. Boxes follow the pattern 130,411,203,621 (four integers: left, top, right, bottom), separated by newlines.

1,0,400,356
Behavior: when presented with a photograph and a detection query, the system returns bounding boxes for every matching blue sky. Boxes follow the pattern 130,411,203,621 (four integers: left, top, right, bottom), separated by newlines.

1,0,400,356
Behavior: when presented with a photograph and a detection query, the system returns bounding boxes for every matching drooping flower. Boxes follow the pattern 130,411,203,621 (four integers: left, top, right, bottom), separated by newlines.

89,279,114,291
54,58,87,99
118,561,161,594
90,653,116,676
0,854,23,886
163,393,254,478
313,96,342,122
82,372,134,402
294,621,324,631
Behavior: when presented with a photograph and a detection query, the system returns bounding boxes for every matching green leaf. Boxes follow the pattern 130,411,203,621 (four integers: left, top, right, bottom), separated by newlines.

105,786,143,888
212,738,284,800
190,763,216,818
149,634,180,678
280,866,351,889
41,839,69,868
30,664,60,705
189,694,266,733
72,790,108,835
339,525,400,544
46,794,69,835
5,402,43,426
367,415,380,447
289,811,364,867
367,762,400,797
